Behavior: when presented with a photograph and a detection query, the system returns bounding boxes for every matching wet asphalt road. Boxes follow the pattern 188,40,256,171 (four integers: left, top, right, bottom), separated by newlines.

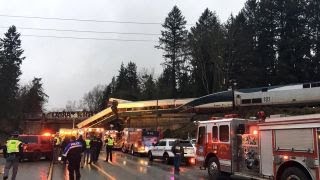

95,151,209,180
1,151,237,180
0,158,49,180
52,151,210,180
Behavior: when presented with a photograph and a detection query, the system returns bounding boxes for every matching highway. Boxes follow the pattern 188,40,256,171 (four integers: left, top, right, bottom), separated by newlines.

0,151,235,180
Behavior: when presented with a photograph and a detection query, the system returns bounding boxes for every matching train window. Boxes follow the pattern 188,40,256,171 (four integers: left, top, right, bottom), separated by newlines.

219,125,229,142
197,126,206,145
212,126,218,142
311,83,320,88
252,98,262,103
261,88,268,92
242,99,252,104
303,83,310,88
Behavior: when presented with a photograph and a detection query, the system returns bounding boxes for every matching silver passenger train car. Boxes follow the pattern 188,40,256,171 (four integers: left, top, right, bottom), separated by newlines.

234,82,320,107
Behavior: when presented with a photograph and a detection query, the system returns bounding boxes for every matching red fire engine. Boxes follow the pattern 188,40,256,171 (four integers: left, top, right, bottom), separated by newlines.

196,113,320,179
121,128,159,155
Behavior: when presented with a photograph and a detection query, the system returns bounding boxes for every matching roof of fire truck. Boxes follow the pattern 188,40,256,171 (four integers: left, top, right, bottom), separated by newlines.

196,113,320,125
264,113,320,123
195,118,247,124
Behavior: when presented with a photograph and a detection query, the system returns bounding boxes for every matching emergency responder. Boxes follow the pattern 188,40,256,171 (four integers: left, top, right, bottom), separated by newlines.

77,135,86,168
96,135,103,162
171,140,184,173
105,135,114,162
62,136,83,180
84,136,91,164
61,136,70,164
53,133,61,164
3,131,23,180
89,136,98,163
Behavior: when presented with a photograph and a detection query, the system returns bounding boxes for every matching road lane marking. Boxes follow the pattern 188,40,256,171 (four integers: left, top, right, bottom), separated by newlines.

47,161,54,180
91,163,116,180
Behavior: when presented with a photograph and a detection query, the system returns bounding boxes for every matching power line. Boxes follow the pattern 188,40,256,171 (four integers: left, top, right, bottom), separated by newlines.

21,34,158,42
0,14,195,26
0,14,162,25
0,26,160,36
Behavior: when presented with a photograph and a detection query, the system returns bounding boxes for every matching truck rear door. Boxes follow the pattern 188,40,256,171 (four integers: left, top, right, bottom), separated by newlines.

196,125,206,166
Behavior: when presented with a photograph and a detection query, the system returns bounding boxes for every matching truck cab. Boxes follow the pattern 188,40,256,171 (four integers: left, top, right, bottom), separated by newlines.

196,114,320,180
19,134,53,161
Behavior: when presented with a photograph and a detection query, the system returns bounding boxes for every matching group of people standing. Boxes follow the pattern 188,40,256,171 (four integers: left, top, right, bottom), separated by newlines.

53,134,114,180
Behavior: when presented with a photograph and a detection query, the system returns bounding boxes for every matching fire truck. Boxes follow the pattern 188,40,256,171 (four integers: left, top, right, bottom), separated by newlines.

121,128,159,155
195,113,320,180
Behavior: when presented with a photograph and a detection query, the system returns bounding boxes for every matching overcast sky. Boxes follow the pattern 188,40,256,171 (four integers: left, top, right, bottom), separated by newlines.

0,0,246,110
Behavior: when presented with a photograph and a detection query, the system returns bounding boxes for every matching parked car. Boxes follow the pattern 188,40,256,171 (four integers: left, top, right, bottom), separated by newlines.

19,134,53,161
148,138,195,165
190,138,197,152
179,140,196,165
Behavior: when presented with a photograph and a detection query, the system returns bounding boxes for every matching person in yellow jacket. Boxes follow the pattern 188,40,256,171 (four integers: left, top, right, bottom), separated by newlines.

3,131,23,180
84,136,91,164
105,135,114,162
53,134,61,164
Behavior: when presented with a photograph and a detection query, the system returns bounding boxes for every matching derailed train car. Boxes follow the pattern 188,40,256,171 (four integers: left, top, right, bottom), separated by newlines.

234,81,320,107
182,81,320,111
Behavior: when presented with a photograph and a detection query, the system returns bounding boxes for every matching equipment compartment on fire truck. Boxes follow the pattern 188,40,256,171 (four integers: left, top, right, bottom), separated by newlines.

195,114,320,180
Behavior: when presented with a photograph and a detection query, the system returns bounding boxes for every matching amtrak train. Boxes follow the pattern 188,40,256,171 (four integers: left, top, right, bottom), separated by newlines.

234,81,320,107
78,82,320,128
181,81,320,111
108,81,320,113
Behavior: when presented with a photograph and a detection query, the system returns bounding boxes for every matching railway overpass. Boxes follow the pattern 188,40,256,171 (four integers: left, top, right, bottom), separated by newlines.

76,96,233,131
22,111,96,134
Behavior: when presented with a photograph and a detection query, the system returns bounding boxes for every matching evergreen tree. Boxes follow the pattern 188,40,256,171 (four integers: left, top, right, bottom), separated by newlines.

156,6,188,98
274,0,311,84
109,77,117,95
189,8,225,95
112,62,140,100
256,0,277,86
140,73,156,100
156,68,172,99
126,61,140,100
224,0,260,89
0,25,25,118
113,63,128,99
308,0,320,81
22,78,48,113
99,85,111,110
177,70,194,98
225,12,257,89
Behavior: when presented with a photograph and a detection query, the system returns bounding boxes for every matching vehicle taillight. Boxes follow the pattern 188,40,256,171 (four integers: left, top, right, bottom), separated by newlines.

23,145,28,152
189,158,195,164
